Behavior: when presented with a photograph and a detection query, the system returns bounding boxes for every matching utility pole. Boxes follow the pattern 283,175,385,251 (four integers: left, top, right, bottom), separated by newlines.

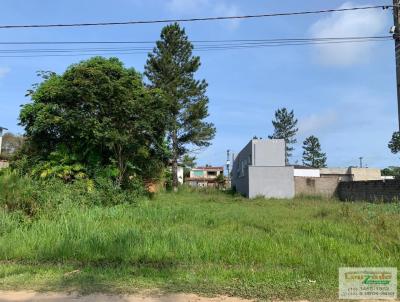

393,0,400,130
359,157,363,168
226,149,231,181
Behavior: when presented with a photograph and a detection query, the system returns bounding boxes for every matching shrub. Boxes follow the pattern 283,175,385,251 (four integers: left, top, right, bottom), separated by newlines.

0,171,141,216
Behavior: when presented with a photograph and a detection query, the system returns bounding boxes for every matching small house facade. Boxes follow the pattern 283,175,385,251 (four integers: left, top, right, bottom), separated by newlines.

186,166,224,187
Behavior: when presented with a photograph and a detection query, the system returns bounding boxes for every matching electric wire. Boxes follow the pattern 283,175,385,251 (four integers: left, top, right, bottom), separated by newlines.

0,5,393,29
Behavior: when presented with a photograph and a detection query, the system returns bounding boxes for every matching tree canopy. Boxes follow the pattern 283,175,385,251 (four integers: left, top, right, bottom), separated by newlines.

268,108,298,164
145,23,216,190
389,131,400,154
302,135,327,168
19,57,168,185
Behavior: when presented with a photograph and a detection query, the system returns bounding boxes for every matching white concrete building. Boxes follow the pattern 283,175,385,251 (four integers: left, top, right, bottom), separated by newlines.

0,126,8,155
231,139,294,199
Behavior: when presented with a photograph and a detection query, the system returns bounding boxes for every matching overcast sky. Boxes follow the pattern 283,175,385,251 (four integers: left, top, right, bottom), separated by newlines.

0,0,398,168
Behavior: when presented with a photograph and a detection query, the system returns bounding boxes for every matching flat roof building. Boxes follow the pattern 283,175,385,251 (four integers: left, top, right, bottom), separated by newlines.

231,139,294,198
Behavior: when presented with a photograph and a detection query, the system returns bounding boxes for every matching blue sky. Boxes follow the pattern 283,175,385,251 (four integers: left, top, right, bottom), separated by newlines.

0,0,398,168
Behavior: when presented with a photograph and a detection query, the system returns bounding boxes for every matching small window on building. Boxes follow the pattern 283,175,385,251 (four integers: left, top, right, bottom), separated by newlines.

207,171,217,177
193,170,204,177
239,160,245,177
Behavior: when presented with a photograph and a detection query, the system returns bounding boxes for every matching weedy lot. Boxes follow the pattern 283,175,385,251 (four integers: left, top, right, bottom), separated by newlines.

0,176,400,300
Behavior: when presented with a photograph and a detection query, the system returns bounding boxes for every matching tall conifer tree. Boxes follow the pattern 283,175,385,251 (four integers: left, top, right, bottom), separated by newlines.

268,108,298,164
145,23,216,190
302,135,327,168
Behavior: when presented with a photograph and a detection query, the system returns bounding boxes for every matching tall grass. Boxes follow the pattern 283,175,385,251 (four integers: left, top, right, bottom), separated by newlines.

0,173,399,299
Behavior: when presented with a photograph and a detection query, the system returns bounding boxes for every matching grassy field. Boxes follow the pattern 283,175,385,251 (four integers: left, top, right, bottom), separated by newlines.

1,178,400,300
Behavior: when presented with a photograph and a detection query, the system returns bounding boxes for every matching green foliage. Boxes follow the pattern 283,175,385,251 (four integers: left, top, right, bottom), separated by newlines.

181,154,196,168
0,187,400,300
30,146,86,181
215,173,225,188
182,154,196,177
18,57,168,186
145,23,216,189
302,135,327,168
268,108,298,164
381,166,400,179
0,171,141,216
388,131,400,154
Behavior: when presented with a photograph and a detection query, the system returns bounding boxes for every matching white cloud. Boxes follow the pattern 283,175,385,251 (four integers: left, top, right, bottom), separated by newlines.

166,0,209,14
166,0,241,29
309,2,389,66
298,111,338,136
213,2,241,30
0,67,10,78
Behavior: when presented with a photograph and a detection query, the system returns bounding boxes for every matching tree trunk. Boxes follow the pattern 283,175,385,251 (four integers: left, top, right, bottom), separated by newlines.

115,144,126,187
171,130,179,192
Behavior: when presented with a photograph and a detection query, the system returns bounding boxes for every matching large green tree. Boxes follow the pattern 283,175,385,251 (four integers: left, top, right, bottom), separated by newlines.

302,135,327,168
268,108,298,164
145,23,216,191
19,57,168,185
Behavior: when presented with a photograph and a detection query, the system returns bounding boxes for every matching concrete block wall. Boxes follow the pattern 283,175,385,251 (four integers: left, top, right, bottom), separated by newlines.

338,180,400,202
294,176,340,198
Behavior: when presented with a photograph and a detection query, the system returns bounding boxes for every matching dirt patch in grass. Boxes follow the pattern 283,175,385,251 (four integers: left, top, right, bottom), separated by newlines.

0,291,254,302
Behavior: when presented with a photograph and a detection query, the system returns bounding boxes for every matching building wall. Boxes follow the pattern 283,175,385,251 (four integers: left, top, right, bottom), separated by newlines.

294,168,320,177
231,141,252,196
248,166,294,199
320,167,381,182
350,168,381,181
252,139,285,166
338,180,400,202
231,139,292,198
177,167,184,184
190,168,223,179
295,176,340,198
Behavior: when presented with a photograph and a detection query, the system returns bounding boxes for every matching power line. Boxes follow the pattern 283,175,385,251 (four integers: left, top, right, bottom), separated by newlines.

0,35,392,45
0,5,392,29
0,37,391,52
0,37,392,58
0,39,391,53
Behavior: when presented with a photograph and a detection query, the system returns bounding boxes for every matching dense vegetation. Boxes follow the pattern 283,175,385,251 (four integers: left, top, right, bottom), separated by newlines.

17,57,168,188
11,23,214,193
1,172,399,300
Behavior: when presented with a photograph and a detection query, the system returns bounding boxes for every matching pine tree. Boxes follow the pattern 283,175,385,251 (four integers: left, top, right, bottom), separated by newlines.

302,135,327,168
145,23,216,191
268,108,298,164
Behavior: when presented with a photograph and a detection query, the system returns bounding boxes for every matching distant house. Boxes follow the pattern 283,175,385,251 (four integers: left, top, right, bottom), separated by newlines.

231,139,294,198
186,166,224,188
167,164,184,185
